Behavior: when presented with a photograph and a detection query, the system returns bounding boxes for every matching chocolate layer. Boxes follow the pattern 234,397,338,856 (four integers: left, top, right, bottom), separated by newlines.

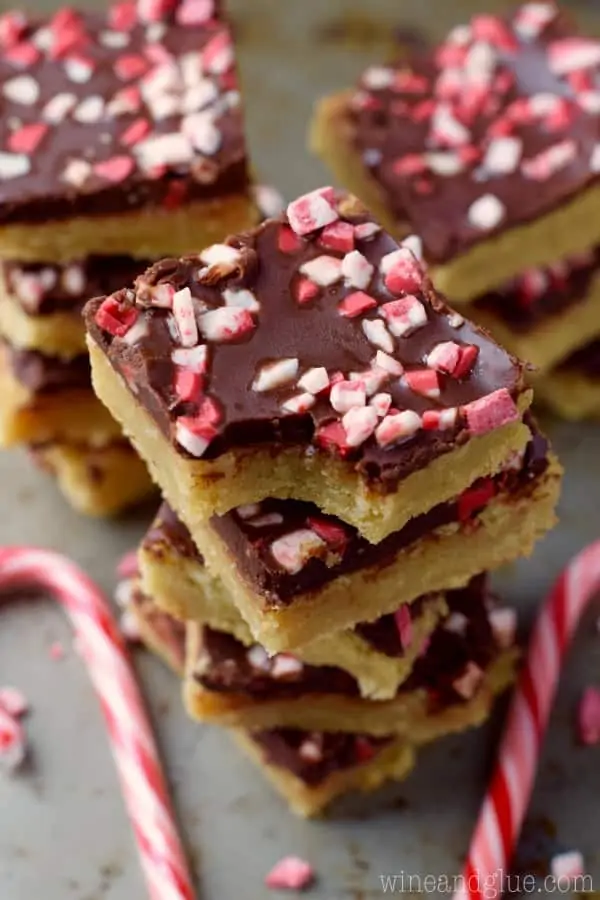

345,7,600,263
209,424,548,606
2,256,151,316
85,194,526,487
474,249,600,333
557,338,600,378
143,421,548,607
0,2,248,225
2,339,90,393
194,575,499,705
250,728,393,786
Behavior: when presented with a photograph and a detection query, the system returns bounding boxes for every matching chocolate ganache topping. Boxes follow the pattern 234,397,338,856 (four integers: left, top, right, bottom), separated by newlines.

85,190,526,490
347,5,600,263
0,0,248,224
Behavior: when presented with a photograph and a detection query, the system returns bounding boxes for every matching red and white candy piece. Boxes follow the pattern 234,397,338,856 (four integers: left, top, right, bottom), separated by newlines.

299,255,342,287
287,188,338,236
0,704,25,772
379,295,427,337
265,856,315,891
270,529,326,574
454,539,600,900
380,247,424,295
362,318,394,353
198,307,255,343
375,410,421,446
462,388,519,436
252,358,299,393
0,547,194,899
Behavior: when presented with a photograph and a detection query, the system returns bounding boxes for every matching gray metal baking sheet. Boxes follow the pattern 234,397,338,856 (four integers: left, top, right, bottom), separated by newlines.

1,1,599,897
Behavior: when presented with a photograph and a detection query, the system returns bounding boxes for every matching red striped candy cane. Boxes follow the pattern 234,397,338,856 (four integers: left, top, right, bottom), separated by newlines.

0,547,195,900
455,539,600,900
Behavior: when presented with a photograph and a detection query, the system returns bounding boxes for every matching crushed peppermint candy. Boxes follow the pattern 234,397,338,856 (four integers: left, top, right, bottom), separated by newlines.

265,856,315,891
0,705,26,773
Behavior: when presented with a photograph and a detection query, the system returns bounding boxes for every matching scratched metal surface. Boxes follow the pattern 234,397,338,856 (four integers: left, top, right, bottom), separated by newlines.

0,1,599,898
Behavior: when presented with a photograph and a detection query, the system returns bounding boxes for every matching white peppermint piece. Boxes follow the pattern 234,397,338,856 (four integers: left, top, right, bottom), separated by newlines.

299,255,343,287
550,851,585,885
171,345,209,373
425,151,464,176
299,739,322,762
252,358,299,392
448,311,465,328
488,607,517,649
0,153,30,180
175,421,211,457
64,58,94,84
351,368,387,397
467,194,505,231
342,406,378,447
246,644,270,671
198,307,252,342
223,287,259,312
146,22,167,42
591,144,600,173
100,30,130,48
248,512,286,528
514,2,556,40
362,318,394,353
298,367,329,395
73,95,105,123
341,250,374,289
362,65,395,90
281,392,316,414
374,350,404,376
370,392,392,418
181,78,218,113
578,91,600,114
444,611,469,636
134,132,194,169
465,40,497,82
172,287,198,347
330,380,366,413
182,112,221,155
271,655,304,679
401,235,424,263
270,529,325,574
431,102,470,146
236,503,261,519
483,136,522,175
453,662,484,700
200,244,241,266
62,265,85,295
146,94,181,122
43,92,77,123
252,184,285,219
3,75,39,105
121,317,149,346
375,410,421,446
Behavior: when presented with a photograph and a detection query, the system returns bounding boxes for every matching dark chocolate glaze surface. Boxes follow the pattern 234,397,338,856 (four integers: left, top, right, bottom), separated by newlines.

346,6,600,262
0,0,248,224
3,339,91,393
85,195,525,489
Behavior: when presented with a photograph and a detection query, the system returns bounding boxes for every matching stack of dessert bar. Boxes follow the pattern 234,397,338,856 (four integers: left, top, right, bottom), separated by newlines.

311,1,600,419
0,0,258,513
85,188,561,816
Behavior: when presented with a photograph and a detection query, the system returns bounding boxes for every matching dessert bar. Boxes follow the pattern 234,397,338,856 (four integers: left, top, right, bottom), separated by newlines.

0,340,120,445
140,422,559,651
126,574,416,818
0,256,149,359
472,249,600,372
29,439,154,516
0,0,257,261
85,190,532,543
140,504,448,699
232,728,415,818
184,574,519,736
311,4,600,301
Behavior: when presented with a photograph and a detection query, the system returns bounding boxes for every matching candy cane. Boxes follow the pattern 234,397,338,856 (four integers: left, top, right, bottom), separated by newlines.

455,539,600,900
0,547,194,900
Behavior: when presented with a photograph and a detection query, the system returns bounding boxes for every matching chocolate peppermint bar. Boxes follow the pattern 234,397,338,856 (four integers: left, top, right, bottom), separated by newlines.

184,574,519,735
85,189,532,543
0,0,257,261
472,249,600,371
312,3,600,301
140,419,559,651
